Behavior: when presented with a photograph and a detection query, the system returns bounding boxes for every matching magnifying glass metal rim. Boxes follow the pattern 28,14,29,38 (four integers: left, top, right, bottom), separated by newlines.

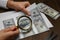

17,16,32,33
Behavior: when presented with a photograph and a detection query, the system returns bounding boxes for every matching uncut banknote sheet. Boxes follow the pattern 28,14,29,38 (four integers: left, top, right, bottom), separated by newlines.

0,3,53,40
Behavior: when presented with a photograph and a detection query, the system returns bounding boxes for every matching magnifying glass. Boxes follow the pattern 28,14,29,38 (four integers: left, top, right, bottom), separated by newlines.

17,16,32,33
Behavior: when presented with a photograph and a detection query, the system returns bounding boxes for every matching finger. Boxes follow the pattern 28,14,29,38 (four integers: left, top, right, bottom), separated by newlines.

21,8,30,15
9,26,17,31
12,29,20,35
3,26,17,32
24,1,30,7
7,29,19,36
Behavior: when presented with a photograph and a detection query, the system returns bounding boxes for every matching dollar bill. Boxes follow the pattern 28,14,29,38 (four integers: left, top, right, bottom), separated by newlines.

3,18,15,28
29,7,49,33
37,3,60,19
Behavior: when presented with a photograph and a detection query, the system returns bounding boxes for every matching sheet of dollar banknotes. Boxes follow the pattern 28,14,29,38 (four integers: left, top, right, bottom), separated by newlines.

0,3,59,40
37,3,60,19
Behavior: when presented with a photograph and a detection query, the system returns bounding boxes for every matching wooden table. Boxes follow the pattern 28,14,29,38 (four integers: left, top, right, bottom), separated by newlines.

0,0,60,40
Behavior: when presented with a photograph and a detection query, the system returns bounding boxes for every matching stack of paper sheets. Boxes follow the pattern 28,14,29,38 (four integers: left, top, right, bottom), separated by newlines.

0,3,53,40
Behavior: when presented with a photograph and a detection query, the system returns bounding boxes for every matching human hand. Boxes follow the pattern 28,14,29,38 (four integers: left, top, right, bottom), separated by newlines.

7,0,30,15
0,26,19,40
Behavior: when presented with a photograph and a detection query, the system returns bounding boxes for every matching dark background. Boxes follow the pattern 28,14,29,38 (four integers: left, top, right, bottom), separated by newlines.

0,0,60,40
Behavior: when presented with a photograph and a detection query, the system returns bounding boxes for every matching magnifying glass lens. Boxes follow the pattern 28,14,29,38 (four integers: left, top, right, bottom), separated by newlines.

17,16,32,33
18,16,32,30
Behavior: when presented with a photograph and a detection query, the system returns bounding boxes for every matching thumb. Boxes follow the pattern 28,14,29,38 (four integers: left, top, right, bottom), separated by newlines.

2,26,17,32
6,29,19,37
